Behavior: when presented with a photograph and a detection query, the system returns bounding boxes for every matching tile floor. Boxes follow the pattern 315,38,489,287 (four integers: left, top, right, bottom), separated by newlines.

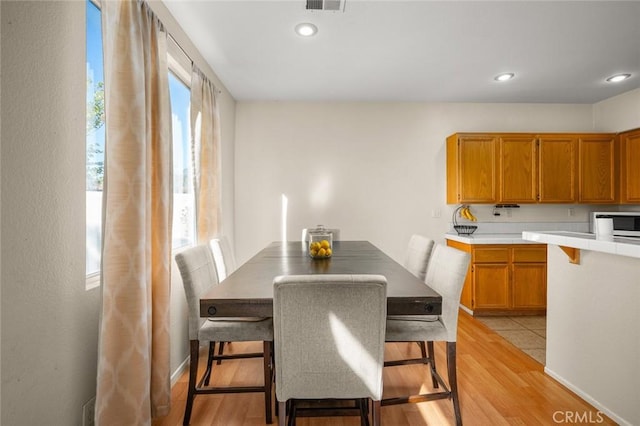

475,315,547,364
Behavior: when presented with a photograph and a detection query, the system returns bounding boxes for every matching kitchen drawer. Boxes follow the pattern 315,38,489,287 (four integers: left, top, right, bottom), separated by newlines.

512,246,547,263
473,248,509,263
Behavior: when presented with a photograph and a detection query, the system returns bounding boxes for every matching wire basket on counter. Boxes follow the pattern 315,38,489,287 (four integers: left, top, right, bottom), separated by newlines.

453,225,477,235
452,205,478,235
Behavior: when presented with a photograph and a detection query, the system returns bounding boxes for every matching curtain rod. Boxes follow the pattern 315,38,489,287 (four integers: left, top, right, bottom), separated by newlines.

168,34,222,95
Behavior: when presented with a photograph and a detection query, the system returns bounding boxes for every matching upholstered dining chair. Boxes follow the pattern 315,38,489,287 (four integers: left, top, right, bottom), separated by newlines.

402,234,435,281
209,236,237,281
208,236,240,363
383,244,470,426
390,234,436,364
175,244,274,425
273,274,387,426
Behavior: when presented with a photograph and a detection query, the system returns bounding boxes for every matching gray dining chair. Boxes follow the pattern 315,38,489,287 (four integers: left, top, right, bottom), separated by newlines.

209,236,237,281
208,236,241,363
273,274,387,426
175,244,274,425
383,244,470,426
389,234,436,363
403,234,435,281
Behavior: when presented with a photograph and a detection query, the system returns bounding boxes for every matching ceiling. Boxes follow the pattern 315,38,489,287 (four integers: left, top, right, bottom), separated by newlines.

163,1,640,104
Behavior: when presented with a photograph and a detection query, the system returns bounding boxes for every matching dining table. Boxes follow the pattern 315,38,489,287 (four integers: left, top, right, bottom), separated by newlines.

200,240,442,318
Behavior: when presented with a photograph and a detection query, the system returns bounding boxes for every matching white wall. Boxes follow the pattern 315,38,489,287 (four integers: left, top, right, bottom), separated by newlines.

1,2,95,424
545,246,639,425
593,88,640,133
234,101,598,264
0,1,235,424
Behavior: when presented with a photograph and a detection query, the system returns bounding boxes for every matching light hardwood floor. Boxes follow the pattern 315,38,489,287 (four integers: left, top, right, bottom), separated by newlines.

153,311,614,425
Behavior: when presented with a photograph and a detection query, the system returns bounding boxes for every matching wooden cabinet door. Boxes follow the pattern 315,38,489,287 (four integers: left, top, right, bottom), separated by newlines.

512,263,547,309
578,134,616,203
473,264,510,309
457,135,499,203
500,135,537,203
538,135,576,203
620,129,640,203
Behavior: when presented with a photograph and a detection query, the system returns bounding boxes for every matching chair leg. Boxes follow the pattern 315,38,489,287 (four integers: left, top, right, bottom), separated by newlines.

419,341,427,359
263,341,273,424
203,341,216,386
183,340,200,426
358,398,368,426
371,400,381,426
216,341,226,365
427,341,439,389
278,401,287,426
447,342,462,426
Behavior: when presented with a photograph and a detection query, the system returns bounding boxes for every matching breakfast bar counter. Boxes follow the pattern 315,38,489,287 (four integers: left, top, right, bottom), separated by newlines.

521,231,639,425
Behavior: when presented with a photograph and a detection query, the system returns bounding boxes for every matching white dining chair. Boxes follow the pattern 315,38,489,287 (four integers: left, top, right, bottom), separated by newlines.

175,244,274,425
403,234,435,281
273,274,387,426
209,235,237,281
209,236,250,364
390,234,436,363
383,244,470,426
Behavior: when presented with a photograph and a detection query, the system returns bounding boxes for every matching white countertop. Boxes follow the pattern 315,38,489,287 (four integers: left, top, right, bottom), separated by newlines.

522,231,640,259
445,232,541,245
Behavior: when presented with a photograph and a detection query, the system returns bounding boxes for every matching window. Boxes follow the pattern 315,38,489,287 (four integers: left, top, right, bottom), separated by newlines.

86,1,196,286
86,0,104,280
169,72,195,249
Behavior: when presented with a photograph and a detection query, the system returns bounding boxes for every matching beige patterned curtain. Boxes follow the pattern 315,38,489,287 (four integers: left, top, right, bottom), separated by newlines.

96,1,172,424
191,67,221,242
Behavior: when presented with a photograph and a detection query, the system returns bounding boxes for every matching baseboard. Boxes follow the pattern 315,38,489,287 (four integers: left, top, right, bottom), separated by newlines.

543,366,631,426
459,304,473,316
171,355,190,386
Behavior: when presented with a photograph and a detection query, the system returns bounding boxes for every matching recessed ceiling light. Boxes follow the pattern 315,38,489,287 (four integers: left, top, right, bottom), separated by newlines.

494,73,515,82
606,73,631,83
295,23,317,37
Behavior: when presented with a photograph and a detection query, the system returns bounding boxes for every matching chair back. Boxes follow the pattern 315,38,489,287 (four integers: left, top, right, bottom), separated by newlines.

301,227,341,242
403,234,435,281
424,244,470,342
273,274,387,402
209,236,237,281
175,245,219,340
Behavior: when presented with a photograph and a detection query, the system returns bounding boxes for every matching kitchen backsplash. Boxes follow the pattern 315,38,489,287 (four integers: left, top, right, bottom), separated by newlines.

449,221,590,234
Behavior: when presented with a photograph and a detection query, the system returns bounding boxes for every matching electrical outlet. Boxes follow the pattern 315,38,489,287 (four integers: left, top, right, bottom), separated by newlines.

431,208,441,218
506,209,512,218
568,208,575,217
83,397,96,426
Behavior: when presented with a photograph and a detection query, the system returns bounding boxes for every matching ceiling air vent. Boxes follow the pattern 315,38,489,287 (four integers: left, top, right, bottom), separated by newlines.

306,0,343,11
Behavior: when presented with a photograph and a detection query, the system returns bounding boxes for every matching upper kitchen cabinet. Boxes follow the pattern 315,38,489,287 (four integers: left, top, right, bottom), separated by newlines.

447,132,618,204
538,135,577,203
500,134,538,203
619,128,640,204
447,133,499,204
578,134,617,203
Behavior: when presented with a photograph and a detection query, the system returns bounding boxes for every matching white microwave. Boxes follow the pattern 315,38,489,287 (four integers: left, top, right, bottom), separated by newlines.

590,212,640,237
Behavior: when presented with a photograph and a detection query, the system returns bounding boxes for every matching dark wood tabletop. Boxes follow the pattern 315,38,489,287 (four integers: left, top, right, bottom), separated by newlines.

200,240,442,318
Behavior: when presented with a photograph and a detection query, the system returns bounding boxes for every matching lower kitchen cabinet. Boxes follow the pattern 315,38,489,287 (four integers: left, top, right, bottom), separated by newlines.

446,240,547,315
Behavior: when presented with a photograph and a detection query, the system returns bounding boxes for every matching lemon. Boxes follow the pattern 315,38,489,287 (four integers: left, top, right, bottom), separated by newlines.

320,240,330,249
318,248,326,257
310,248,318,257
325,248,332,257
